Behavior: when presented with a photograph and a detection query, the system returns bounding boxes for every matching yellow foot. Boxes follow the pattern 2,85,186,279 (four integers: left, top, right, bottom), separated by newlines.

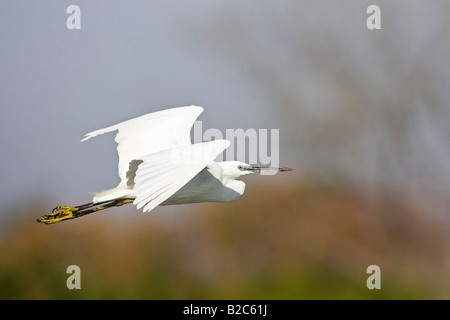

37,206,79,224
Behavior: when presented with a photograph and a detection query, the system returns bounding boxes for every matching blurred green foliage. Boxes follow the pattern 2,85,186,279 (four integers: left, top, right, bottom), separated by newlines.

0,179,448,299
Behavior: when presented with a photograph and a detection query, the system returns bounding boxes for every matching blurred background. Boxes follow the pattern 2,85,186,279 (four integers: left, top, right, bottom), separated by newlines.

0,0,449,299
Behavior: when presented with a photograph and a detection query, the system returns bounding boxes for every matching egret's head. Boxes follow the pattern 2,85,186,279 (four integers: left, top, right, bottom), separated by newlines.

222,161,293,179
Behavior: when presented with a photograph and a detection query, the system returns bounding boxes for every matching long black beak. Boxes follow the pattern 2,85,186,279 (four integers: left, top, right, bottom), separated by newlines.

247,165,293,173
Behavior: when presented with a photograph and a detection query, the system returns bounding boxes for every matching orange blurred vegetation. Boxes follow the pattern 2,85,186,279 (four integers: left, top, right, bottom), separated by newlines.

0,177,449,299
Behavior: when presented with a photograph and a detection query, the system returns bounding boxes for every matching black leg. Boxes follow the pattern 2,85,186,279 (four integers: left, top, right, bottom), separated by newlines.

37,199,133,224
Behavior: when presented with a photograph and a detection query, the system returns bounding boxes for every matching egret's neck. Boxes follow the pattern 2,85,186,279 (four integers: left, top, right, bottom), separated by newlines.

224,179,246,198
207,161,246,200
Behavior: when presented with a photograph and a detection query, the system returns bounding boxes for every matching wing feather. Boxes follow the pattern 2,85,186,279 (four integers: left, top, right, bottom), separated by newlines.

131,140,230,213
81,105,204,186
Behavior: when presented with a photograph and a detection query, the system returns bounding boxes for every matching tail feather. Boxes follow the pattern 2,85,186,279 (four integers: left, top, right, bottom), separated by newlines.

92,186,134,203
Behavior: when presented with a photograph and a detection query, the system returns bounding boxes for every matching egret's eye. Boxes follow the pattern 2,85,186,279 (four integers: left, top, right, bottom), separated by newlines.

238,165,244,171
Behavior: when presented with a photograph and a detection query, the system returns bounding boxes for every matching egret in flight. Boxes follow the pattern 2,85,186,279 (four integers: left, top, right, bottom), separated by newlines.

37,106,292,224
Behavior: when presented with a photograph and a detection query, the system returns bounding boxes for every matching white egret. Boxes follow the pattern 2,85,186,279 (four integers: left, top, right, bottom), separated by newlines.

38,106,292,224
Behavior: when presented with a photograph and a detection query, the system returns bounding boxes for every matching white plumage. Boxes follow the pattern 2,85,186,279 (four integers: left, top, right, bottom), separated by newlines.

38,105,291,224
82,106,244,212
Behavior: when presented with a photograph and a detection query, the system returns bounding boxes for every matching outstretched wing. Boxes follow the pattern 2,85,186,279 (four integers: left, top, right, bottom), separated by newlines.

130,140,230,213
81,105,203,186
